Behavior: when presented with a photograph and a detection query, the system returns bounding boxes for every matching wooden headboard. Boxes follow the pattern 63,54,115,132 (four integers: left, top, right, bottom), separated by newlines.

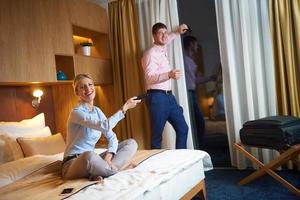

0,86,56,133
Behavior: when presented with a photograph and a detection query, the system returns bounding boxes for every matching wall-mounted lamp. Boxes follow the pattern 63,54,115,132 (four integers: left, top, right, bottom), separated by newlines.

32,89,44,108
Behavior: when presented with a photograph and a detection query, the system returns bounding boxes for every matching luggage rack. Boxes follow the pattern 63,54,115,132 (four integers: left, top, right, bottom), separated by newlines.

234,143,300,196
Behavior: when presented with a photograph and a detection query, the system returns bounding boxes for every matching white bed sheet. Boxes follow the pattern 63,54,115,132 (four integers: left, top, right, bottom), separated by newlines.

142,158,205,200
70,149,212,200
0,153,62,187
205,119,227,134
0,149,212,200
0,148,106,188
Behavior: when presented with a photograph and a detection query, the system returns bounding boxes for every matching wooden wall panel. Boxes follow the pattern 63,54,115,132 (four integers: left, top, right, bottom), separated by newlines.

94,85,115,116
94,85,115,146
74,56,112,84
0,86,56,133
0,88,18,121
51,84,78,139
48,0,74,55
67,0,108,33
0,0,74,82
92,34,111,59
0,0,56,82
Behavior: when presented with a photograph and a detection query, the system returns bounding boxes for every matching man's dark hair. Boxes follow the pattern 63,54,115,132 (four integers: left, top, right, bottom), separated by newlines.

152,22,167,35
183,35,198,50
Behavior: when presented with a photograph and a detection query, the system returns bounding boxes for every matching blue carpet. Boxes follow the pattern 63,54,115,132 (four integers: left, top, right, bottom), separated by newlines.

204,169,300,200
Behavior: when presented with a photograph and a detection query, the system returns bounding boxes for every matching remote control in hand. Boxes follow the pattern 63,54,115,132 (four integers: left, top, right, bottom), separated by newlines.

134,94,148,100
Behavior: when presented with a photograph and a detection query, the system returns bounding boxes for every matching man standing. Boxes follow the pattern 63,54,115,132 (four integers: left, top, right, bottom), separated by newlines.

141,22,189,149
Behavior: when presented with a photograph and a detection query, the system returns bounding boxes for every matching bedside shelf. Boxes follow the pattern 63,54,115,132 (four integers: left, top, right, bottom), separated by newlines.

54,55,75,81
72,25,111,59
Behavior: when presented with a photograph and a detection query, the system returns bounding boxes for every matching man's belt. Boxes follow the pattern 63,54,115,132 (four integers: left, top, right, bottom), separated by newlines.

147,89,172,94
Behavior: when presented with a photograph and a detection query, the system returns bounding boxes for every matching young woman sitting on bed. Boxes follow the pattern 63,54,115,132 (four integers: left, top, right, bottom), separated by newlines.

62,74,141,181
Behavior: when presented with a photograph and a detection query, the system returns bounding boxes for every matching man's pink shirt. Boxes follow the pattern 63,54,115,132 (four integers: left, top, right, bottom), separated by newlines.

142,33,177,91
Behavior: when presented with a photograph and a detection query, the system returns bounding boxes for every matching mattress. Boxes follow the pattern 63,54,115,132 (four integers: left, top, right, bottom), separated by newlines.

0,149,213,200
205,119,227,134
142,158,205,199
70,149,212,200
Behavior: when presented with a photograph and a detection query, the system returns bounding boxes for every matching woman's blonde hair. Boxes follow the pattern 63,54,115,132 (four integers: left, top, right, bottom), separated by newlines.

72,74,93,93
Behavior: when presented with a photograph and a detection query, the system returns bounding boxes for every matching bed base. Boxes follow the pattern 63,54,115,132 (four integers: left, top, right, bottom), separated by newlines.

181,179,206,200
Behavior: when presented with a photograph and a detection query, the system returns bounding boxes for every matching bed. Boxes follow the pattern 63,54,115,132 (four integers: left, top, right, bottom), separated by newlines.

0,113,213,200
205,119,227,135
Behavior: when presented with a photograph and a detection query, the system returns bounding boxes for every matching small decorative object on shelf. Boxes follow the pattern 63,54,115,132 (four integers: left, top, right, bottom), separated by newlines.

80,41,93,56
57,70,67,80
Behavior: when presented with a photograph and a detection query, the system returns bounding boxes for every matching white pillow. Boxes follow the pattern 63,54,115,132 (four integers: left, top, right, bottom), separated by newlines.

20,113,45,129
0,113,47,164
0,126,51,164
0,113,45,131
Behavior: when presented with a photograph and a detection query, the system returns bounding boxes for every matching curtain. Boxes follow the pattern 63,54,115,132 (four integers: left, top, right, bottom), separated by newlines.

269,0,300,117
108,0,151,149
135,0,194,149
215,0,278,168
269,0,300,170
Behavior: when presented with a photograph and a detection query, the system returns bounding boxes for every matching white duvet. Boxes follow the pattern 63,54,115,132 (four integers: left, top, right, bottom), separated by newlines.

0,153,63,187
0,149,213,200
70,149,213,200
0,148,106,188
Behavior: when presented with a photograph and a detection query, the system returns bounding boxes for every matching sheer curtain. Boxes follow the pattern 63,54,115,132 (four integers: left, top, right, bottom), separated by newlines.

215,0,278,168
135,0,194,149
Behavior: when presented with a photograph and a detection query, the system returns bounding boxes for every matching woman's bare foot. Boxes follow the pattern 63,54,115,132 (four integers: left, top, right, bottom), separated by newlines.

89,175,103,182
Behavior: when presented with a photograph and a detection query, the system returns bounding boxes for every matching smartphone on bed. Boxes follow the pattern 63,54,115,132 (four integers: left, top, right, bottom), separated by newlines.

60,188,74,195
134,94,148,100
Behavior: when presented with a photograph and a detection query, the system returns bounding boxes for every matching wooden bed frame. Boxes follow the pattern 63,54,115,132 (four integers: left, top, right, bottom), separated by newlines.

181,180,206,200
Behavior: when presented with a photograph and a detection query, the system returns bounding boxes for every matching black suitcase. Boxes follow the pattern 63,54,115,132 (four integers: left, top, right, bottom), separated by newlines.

240,116,300,150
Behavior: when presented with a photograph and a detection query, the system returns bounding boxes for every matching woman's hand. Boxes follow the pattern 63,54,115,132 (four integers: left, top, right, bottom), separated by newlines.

104,152,119,171
121,97,141,114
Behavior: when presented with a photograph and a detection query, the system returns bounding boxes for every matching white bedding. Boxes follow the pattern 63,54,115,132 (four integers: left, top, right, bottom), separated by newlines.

205,119,227,134
0,149,212,200
143,158,204,199
0,148,106,188
0,153,62,187
70,149,212,200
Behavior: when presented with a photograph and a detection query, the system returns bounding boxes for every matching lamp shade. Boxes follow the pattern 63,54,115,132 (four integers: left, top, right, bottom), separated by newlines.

33,89,43,98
